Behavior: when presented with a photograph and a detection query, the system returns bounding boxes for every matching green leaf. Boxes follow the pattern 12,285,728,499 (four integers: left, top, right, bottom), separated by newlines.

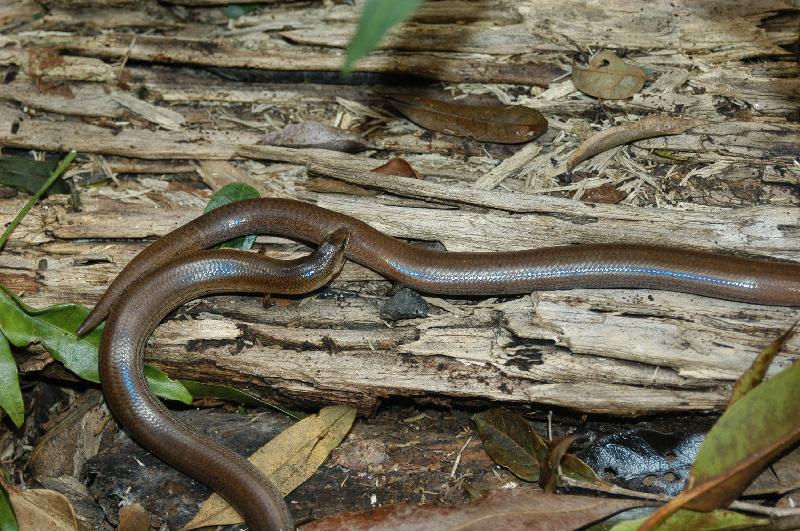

0,285,191,404
204,183,261,249
223,4,257,19
687,358,800,510
341,0,425,76
0,156,69,196
561,453,608,484
0,151,76,251
181,380,301,419
0,483,18,531
146,366,192,405
181,380,266,407
0,334,24,428
609,508,767,531
728,324,795,407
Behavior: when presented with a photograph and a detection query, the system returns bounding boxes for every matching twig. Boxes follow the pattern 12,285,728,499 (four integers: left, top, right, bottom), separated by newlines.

450,436,473,478
0,150,77,252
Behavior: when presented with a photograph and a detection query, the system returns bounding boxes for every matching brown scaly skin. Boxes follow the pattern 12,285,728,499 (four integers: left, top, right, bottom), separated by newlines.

86,199,800,529
100,229,349,531
81,198,800,337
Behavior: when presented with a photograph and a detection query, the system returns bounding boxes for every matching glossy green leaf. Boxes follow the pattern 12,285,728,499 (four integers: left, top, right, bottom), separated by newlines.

341,0,425,75
0,156,68,196
0,334,23,428
205,182,261,249
687,358,800,510
146,366,192,405
0,483,18,531
0,285,191,404
609,508,767,531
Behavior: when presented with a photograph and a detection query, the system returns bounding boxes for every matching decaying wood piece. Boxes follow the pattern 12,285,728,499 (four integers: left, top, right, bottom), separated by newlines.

3,190,799,416
0,0,798,416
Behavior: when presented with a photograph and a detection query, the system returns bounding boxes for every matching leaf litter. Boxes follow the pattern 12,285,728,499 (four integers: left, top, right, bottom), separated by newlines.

184,405,356,529
388,95,548,144
572,51,651,100
299,489,647,531
639,325,800,529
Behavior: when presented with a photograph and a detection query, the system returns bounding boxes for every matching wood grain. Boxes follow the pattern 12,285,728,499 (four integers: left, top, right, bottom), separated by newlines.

0,0,798,415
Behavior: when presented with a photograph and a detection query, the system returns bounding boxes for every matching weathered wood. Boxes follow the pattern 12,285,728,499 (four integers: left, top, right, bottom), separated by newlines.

4,192,798,416
3,2,800,528
0,0,798,418
10,32,562,85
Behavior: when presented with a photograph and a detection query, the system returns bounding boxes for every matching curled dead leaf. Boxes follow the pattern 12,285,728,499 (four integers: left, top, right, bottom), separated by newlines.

572,51,651,100
540,432,587,494
568,115,701,169
371,157,421,179
5,485,78,531
388,95,547,144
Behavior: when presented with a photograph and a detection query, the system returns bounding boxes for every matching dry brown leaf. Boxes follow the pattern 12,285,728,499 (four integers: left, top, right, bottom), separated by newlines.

581,183,626,204
8,486,78,531
540,432,587,494
371,157,422,179
261,122,369,152
388,96,547,144
299,489,647,531
118,502,151,531
568,115,700,169
183,405,356,530
572,51,650,100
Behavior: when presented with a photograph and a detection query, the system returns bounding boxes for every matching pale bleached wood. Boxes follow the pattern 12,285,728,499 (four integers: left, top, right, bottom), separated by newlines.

0,76,123,118
147,316,731,416
3,191,798,416
300,162,800,260
277,0,790,60
236,145,483,182
1,0,798,417
196,160,270,196
11,32,562,85
0,105,260,160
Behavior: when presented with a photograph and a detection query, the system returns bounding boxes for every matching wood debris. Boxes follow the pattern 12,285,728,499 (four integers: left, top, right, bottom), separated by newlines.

0,0,797,420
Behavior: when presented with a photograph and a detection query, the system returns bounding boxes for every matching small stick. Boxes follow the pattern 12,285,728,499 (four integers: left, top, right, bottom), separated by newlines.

0,150,77,252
